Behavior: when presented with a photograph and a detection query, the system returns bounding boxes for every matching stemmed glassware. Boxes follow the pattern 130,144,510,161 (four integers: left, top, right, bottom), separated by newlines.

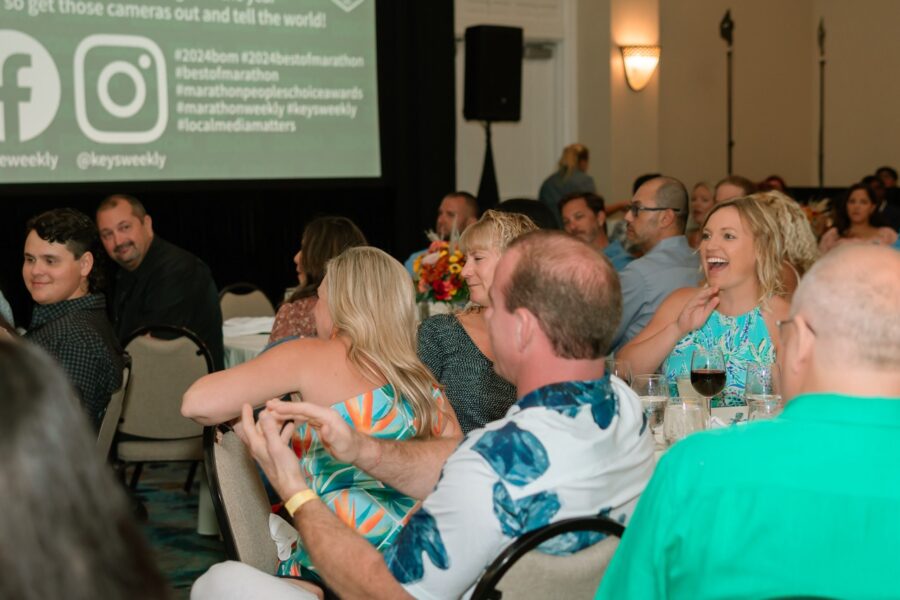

605,357,633,386
631,374,669,446
690,347,726,425
744,362,784,421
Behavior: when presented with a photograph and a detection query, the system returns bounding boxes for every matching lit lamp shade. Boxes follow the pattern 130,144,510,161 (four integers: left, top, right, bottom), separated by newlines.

620,46,660,92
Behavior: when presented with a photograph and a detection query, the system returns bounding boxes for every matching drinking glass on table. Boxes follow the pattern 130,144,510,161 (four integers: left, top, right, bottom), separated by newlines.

605,356,632,386
632,375,670,445
745,362,784,421
663,398,705,446
690,347,726,425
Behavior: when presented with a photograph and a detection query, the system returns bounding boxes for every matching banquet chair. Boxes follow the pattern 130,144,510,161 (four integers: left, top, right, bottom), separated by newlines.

116,325,214,490
219,282,275,321
471,516,625,600
96,358,131,460
204,425,279,572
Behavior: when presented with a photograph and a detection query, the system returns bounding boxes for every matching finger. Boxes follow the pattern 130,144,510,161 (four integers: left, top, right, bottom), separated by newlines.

280,420,296,444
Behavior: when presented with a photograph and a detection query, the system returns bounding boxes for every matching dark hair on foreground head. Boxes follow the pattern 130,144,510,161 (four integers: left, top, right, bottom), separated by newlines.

25,208,107,294
290,215,368,302
503,230,622,359
558,191,606,216
0,341,169,600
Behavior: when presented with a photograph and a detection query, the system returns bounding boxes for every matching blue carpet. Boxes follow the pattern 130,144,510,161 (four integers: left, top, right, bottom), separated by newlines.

136,462,227,599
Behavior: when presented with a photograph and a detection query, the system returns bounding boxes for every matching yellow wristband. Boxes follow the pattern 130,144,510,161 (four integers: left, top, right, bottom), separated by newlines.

285,489,318,517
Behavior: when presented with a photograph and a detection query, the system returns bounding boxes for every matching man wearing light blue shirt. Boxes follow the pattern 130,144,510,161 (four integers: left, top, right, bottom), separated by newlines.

610,177,699,351
559,192,635,271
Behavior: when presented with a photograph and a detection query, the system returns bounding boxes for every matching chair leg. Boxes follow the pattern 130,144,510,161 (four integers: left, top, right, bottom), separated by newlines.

184,461,199,493
129,462,144,489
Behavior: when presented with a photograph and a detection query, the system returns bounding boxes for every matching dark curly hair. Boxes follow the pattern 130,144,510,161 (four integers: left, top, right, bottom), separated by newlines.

25,208,107,294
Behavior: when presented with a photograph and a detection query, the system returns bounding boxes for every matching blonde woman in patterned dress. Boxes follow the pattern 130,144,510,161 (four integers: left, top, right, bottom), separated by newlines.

617,195,791,406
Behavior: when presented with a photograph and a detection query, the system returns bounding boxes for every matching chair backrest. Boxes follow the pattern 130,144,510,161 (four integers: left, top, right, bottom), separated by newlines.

96,361,131,458
471,516,625,600
219,283,275,321
119,325,213,440
204,426,279,572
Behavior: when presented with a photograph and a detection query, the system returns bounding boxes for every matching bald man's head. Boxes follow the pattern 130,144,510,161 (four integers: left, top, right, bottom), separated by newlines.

793,245,900,369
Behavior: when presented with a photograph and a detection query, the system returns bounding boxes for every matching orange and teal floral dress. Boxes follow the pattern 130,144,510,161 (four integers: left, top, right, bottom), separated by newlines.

276,384,447,577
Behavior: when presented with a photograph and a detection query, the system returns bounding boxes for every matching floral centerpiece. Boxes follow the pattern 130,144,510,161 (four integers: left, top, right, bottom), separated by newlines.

413,234,468,317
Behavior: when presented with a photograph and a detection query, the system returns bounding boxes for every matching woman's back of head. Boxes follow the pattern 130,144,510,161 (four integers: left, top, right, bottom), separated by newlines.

0,341,169,600
325,247,445,437
292,215,367,301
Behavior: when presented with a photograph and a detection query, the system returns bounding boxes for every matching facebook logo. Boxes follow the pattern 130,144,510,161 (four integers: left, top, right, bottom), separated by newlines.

0,30,60,143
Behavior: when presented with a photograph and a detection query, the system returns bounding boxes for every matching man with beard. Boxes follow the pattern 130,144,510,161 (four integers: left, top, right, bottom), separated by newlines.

96,194,224,370
559,192,634,271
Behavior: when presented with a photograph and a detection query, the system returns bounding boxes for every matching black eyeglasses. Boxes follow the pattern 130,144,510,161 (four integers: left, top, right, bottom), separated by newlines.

627,203,681,217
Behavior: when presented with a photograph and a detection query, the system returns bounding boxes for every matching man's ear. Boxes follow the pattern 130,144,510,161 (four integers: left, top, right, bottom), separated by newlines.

513,307,535,352
79,251,94,278
143,214,154,235
791,314,816,374
596,210,607,228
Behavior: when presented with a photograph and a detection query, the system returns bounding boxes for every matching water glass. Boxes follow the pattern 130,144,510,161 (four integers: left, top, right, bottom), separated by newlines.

748,397,784,420
663,399,705,446
605,356,633,385
632,374,670,443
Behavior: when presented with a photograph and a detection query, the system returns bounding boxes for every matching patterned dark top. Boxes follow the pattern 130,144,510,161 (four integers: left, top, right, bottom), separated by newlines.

417,313,517,434
25,294,124,429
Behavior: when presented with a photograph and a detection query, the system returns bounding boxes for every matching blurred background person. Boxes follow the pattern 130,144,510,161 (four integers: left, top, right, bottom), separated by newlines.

686,182,715,249
0,340,169,600
819,184,898,253
538,143,596,225
714,174,757,204
269,216,367,345
417,209,537,434
559,192,634,270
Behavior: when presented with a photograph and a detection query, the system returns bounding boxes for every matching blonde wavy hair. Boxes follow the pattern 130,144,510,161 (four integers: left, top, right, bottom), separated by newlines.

459,209,539,254
325,247,444,438
752,190,819,277
703,195,787,303
556,143,589,179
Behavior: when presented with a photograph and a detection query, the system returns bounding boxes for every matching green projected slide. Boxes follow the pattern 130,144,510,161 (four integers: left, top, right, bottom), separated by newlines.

0,0,381,183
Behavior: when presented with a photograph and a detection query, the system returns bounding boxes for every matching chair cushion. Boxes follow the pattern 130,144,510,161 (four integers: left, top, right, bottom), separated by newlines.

117,436,203,462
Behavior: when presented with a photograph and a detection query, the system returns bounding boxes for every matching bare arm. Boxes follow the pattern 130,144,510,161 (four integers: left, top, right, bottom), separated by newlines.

265,399,461,500
617,287,715,375
239,405,411,600
181,338,326,425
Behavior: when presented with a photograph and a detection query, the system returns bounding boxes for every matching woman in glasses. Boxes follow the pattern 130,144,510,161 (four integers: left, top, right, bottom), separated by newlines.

618,195,791,406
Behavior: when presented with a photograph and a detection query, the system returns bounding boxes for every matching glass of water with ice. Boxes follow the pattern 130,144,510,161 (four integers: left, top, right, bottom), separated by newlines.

744,362,784,420
632,374,669,445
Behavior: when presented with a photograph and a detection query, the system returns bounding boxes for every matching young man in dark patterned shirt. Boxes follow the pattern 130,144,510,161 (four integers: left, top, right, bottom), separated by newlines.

23,208,124,429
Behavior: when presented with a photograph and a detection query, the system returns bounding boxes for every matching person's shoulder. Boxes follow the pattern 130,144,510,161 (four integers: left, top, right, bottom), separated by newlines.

763,294,791,320
418,313,458,337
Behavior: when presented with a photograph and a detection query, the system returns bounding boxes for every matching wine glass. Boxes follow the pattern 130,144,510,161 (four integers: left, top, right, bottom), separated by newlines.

744,362,784,421
663,398,705,446
605,356,632,385
632,375,670,447
690,347,726,425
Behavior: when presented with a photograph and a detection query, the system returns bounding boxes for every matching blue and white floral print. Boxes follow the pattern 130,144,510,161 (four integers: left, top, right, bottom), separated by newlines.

386,375,656,599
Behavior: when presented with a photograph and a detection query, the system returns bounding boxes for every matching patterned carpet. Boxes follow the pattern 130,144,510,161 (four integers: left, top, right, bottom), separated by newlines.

135,462,227,599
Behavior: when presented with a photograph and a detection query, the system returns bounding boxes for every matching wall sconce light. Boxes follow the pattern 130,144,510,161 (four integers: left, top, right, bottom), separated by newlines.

620,45,661,91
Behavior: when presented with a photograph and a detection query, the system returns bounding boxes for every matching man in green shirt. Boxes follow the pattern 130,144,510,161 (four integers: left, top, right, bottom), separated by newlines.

597,244,900,599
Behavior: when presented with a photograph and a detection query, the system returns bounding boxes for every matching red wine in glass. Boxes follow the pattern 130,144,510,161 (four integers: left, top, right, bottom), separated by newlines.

690,369,726,397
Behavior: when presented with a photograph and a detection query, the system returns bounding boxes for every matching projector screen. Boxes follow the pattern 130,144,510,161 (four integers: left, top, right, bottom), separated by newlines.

0,0,381,183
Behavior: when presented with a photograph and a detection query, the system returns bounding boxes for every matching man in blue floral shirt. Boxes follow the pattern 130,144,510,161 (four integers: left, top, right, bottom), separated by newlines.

194,230,655,600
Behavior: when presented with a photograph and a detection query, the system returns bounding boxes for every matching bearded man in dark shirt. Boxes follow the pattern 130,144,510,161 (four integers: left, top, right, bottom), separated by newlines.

95,195,224,370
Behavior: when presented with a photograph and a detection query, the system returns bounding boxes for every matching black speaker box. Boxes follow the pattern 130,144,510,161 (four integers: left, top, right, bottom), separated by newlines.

463,25,523,122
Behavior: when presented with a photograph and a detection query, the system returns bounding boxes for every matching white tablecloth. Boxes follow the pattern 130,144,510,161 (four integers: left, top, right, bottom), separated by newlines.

223,333,269,368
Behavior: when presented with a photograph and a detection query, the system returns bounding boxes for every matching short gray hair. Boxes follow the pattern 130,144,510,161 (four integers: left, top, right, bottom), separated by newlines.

653,177,689,233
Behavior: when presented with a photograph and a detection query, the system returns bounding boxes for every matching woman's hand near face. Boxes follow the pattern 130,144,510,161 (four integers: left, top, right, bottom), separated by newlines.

676,286,720,336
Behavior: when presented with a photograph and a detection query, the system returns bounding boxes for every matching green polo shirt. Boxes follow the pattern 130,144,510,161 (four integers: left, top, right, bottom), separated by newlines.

597,392,900,599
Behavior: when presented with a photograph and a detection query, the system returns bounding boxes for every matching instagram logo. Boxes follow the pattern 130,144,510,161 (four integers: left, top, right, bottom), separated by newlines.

0,30,61,143
74,34,167,144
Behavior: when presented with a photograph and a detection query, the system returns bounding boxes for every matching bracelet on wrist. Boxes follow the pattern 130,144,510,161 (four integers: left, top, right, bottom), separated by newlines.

285,489,318,517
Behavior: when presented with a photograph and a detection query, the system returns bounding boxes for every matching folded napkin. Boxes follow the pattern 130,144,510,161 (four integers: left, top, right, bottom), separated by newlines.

269,513,300,561
223,316,276,337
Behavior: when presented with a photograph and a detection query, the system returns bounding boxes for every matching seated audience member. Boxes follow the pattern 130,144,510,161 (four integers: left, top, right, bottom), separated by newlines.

418,210,537,434
405,192,479,275
758,174,787,193
496,198,558,230
755,190,819,296
0,340,169,600
0,288,13,326
819,183,898,253
191,230,655,600
598,244,900,599
22,208,124,429
559,192,634,270
713,174,756,203
183,247,460,592
876,165,897,189
686,182,715,249
611,176,699,351
96,194,224,370
619,196,790,406
269,216,367,345
538,143,596,224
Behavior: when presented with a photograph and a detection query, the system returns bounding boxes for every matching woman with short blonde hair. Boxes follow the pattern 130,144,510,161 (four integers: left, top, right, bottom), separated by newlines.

418,209,538,433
